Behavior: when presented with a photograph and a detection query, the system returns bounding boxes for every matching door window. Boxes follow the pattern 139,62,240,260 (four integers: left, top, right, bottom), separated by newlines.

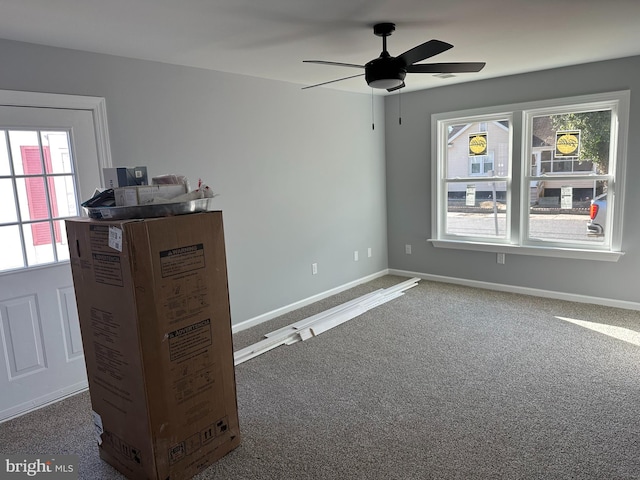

0,129,79,271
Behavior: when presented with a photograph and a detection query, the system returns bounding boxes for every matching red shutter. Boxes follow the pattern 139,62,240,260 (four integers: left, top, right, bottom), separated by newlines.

21,146,61,246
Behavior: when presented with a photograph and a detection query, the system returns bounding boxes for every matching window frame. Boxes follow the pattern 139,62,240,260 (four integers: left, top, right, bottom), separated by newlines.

0,129,80,271
430,91,629,262
437,113,513,244
0,89,112,274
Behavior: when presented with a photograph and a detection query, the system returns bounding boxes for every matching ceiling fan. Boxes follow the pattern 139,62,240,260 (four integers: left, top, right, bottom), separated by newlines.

303,22,485,92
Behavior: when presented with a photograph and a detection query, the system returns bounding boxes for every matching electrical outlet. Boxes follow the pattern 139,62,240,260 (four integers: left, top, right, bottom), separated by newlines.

354,250,359,261
312,263,318,275
368,247,372,258
497,253,506,264
405,244,412,255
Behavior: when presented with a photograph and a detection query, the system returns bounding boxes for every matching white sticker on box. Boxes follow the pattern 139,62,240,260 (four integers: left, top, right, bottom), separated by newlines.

92,411,104,445
108,226,123,252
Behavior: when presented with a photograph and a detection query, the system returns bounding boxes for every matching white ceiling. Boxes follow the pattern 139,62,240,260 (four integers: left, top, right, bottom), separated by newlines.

2,0,640,95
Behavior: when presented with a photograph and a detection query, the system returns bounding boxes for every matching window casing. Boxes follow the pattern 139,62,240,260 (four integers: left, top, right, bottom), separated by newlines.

430,91,629,261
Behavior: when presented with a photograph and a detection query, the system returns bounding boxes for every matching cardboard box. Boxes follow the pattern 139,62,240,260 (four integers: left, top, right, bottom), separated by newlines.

114,184,188,206
65,212,240,480
103,167,148,188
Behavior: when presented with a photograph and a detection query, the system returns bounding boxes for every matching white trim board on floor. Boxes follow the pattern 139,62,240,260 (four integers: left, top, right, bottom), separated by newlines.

234,277,420,366
231,270,390,334
388,269,640,311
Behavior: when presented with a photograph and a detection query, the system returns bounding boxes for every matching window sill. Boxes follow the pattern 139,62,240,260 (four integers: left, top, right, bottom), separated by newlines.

428,239,624,262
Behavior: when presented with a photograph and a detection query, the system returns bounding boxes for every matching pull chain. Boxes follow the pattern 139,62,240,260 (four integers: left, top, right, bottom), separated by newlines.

398,89,402,125
371,89,375,130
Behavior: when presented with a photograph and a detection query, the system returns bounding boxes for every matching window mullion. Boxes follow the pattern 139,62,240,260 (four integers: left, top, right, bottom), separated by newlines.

38,132,59,263
4,130,28,268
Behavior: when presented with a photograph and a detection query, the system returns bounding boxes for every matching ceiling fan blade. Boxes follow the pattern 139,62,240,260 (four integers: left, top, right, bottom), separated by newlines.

387,82,405,93
397,40,453,66
302,73,365,90
406,62,486,73
303,60,364,69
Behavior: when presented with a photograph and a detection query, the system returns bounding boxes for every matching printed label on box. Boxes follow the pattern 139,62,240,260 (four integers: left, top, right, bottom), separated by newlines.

167,319,215,404
91,253,124,286
103,431,142,466
108,226,123,252
168,442,186,465
89,224,110,250
161,272,209,324
167,319,212,362
202,416,229,445
160,244,205,277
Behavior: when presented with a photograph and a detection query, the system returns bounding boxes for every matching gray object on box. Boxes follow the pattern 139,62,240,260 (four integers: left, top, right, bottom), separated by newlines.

103,167,148,188
84,198,215,220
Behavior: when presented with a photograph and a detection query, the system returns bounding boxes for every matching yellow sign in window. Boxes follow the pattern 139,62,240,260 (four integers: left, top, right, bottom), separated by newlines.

555,130,581,157
468,133,488,156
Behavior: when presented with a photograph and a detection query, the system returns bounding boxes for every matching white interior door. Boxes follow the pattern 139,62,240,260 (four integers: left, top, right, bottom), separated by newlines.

0,98,109,422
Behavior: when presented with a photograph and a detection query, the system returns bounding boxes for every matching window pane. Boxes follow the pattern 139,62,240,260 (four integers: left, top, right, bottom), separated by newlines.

41,131,73,174
55,220,70,261
9,131,42,175
0,131,11,176
447,121,509,179
533,110,611,175
0,178,18,223
553,160,572,173
50,175,78,218
1,127,81,272
0,225,25,271
23,222,55,266
528,180,607,244
16,176,50,221
574,160,594,172
446,182,507,238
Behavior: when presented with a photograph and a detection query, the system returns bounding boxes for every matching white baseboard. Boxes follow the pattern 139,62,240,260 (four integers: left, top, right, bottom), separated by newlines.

232,270,390,333
233,267,639,335
388,269,640,311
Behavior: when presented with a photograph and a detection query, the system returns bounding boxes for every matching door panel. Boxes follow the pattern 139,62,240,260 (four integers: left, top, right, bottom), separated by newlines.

1,295,46,376
58,286,84,360
0,104,104,421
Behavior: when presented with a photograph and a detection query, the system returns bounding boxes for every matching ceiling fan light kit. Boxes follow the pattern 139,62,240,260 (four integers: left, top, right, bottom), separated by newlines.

303,22,485,92
365,58,406,89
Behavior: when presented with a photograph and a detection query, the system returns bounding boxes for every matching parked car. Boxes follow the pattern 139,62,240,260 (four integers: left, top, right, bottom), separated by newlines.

587,193,606,236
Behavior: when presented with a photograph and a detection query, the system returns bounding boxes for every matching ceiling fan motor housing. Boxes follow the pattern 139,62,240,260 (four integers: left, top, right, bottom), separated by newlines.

365,57,406,89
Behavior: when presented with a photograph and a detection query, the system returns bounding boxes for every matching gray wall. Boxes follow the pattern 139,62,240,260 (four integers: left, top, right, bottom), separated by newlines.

385,56,640,304
0,39,388,325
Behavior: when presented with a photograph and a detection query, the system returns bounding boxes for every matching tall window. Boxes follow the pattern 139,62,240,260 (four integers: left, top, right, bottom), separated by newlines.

439,116,511,239
431,91,628,261
0,129,79,272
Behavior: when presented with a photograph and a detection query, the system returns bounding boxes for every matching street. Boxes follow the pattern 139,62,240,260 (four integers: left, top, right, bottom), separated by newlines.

446,212,602,243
